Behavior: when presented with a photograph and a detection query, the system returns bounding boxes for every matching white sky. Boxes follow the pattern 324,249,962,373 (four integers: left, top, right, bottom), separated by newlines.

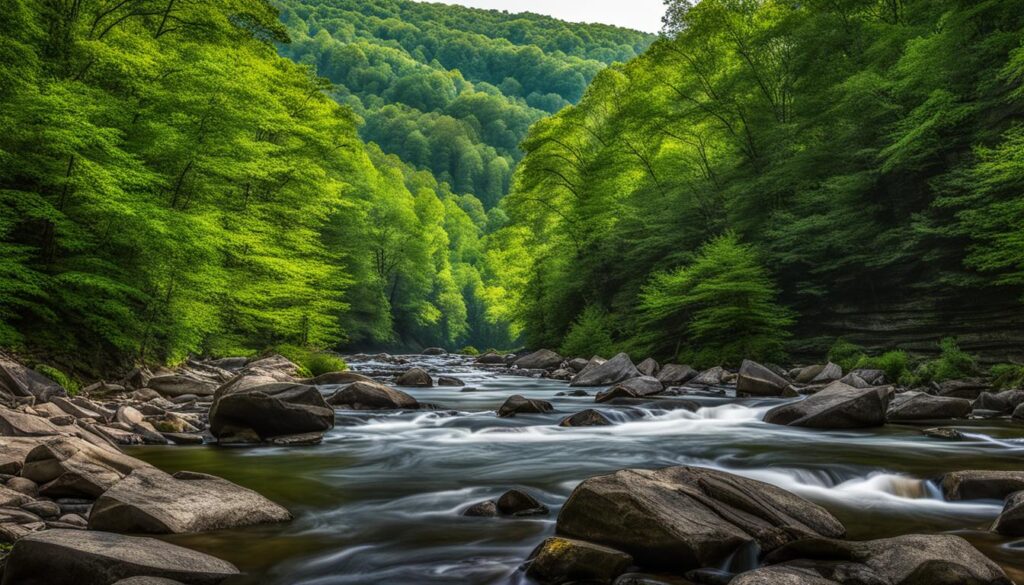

421,0,666,33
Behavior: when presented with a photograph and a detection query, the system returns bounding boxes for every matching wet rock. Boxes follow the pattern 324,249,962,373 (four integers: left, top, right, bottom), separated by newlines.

571,353,641,387
327,381,419,410
922,427,965,440
303,371,375,386
637,358,660,377
763,533,1011,585
689,366,727,386
656,364,697,386
0,356,67,402
838,372,870,389
548,368,574,381
737,360,789,397
975,389,1024,414
887,392,972,421
209,382,334,442
852,369,887,385
437,376,465,387
941,470,1024,501
267,432,323,446
0,485,32,507
421,347,447,356
1,528,239,585
147,374,218,398
515,349,564,370
395,367,433,387
934,379,990,400
730,566,841,585
810,362,842,384
89,467,291,534
497,489,548,516
567,358,590,373
612,573,684,585
764,381,891,429
556,465,845,571
475,352,507,365
559,409,612,427
20,500,59,519
618,376,664,396
462,500,498,517
22,436,151,498
526,537,633,585
595,386,641,403
497,395,553,417
1014,402,1024,420
794,365,825,384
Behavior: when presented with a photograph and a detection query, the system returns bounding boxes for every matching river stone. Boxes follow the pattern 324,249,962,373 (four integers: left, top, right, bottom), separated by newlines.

303,371,375,386
731,566,840,585
526,537,633,585
941,470,1024,500
852,369,887,385
0,407,63,437
497,489,548,516
209,382,334,441
838,372,870,389
636,358,660,377
515,349,564,370
21,500,60,518
89,467,291,534
935,379,990,400
764,382,891,429
653,364,695,386
21,436,152,498
0,485,32,507
395,367,433,387
567,358,589,372
462,500,499,517
556,466,845,571
690,366,727,386
0,357,67,402
595,385,641,403
148,374,218,398
6,477,37,497
923,427,965,440
887,392,972,421
559,409,612,427
571,353,640,387
992,491,1024,536
497,395,553,417
327,381,419,410
763,533,1011,585
475,352,507,365
618,376,663,396
738,360,790,397
975,389,1024,414
421,347,447,356
1,529,239,585
245,354,300,377
113,579,188,585
437,376,465,387
810,362,842,384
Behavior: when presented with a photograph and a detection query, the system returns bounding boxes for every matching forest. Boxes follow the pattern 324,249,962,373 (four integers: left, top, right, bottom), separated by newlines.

490,0,1024,367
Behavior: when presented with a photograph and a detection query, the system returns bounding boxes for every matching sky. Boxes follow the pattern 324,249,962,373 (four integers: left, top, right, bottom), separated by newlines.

422,0,666,33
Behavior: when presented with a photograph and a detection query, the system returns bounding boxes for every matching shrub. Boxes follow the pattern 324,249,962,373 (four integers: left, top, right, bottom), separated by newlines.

854,350,911,384
828,339,866,372
460,345,480,356
34,364,79,396
560,305,616,359
304,353,348,377
915,338,979,383
991,364,1024,389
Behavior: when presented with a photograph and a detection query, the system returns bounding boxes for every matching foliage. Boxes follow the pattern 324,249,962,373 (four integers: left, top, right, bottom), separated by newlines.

305,353,349,377
459,345,480,356
915,338,980,384
559,305,616,359
854,351,912,386
34,364,79,396
991,364,1024,390
638,233,792,367
828,340,867,372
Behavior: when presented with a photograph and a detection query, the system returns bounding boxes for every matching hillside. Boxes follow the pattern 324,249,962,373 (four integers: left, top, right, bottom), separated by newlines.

275,0,655,207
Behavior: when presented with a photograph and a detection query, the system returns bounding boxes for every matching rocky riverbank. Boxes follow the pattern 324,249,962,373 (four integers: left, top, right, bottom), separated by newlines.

1,348,1023,584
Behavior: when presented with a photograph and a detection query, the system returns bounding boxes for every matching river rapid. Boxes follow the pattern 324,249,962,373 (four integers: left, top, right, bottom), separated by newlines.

129,354,1024,584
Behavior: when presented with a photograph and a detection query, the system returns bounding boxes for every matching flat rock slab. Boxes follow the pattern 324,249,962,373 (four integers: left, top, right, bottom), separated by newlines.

764,381,891,429
570,353,640,387
89,467,292,534
1,529,239,585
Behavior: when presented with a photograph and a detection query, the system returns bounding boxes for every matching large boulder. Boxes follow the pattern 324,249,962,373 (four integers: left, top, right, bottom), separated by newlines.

731,566,840,585
636,358,660,377
208,382,334,441
763,534,1011,585
559,409,613,427
764,382,891,429
475,352,507,365
327,381,419,410
0,356,67,402
810,362,842,384
935,379,990,400
1,529,239,585
993,491,1024,536
656,364,698,386
514,349,563,370
556,466,845,571
21,436,151,498
497,395,553,417
147,374,218,398
395,367,433,387
526,537,633,585
617,376,663,396
886,392,972,421
737,360,789,397
941,470,1024,501
244,354,300,377
974,389,1024,414
89,467,291,534
689,366,727,386
571,353,641,387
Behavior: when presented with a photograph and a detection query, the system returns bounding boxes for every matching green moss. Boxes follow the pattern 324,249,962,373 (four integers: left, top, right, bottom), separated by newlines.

459,345,480,356
34,364,79,396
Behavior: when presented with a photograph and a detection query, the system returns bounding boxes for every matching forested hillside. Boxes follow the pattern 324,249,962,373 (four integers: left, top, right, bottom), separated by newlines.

490,0,1024,365
274,0,654,207
0,0,514,370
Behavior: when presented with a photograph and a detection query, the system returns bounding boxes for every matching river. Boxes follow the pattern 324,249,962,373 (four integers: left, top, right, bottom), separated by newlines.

129,354,1024,584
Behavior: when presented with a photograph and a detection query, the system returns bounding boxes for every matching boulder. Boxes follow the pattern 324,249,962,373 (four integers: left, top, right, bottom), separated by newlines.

395,367,433,387
794,365,826,384
941,470,1024,501
975,389,1024,414
1,529,239,585
618,376,663,396
303,371,375,386
208,382,334,441
421,347,447,356
810,362,842,384
89,467,291,534
571,353,641,387
731,566,840,585
514,349,564,370
886,392,972,421
0,407,64,437
0,437,43,475
0,356,67,402
437,376,465,387
526,537,633,585
21,436,152,498
689,366,727,386
0,485,32,507
462,500,498,517
838,373,870,389
737,360,789,397
147,375,218,398
993,491,1024,536
567,358,590,373
935,379,990,400
595,386,641,403
244,354,300,377
852,369,887,385
327,381,419,410
556,466,845,571
6,477,37,496
636,358,660,377
559,409,613,427
764,382,891,429
497,489,548,516
497,395,553,417
475,352,506,365
113,579,188,585
763,533,1011,585
656,364,698,386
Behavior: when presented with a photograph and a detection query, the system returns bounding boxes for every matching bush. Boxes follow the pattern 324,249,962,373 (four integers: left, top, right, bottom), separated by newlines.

915,338,979,383
304,353,348,377
34,364,79,396
460,345,480,356
560,305,616,359
991,364,1024,389
854,350,911,384
828,339,866,372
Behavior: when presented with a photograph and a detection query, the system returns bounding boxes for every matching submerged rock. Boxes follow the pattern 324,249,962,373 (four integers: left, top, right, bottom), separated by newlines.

421,347,447,356
497,489,549,516
764,381,891,429
556,466,845,571
571,353,640,387
922,427,965,440
559,409,612,427
327,381,419,410
497,395,553,417
526,537,633,585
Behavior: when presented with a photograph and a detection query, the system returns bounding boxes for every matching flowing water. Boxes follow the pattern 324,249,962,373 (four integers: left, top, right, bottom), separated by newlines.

129,355,1024,584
